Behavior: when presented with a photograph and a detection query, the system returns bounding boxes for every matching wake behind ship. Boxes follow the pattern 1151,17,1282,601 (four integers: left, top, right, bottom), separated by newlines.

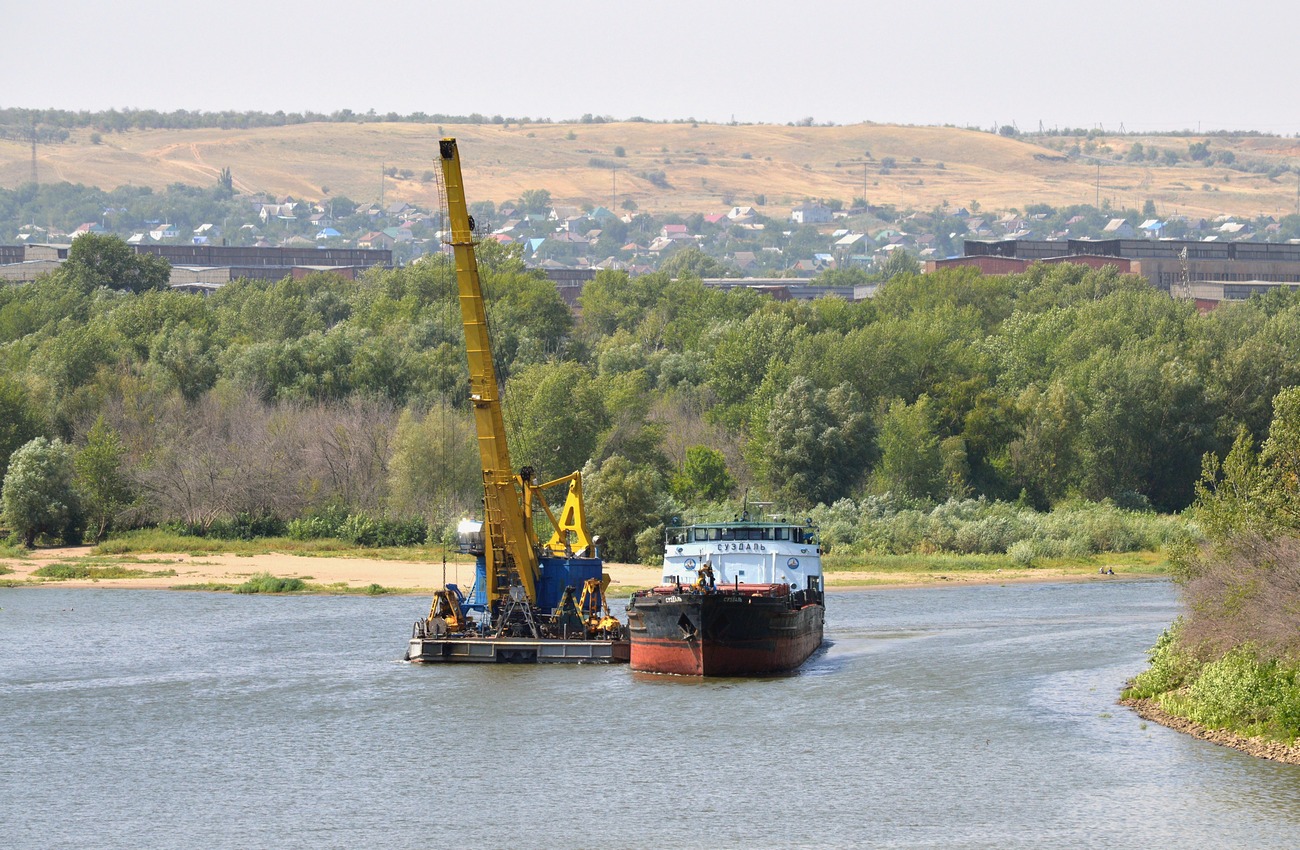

626,515,824,676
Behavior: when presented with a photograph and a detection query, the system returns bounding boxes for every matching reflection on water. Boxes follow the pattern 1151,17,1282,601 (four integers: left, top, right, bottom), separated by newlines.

3,580,1298,849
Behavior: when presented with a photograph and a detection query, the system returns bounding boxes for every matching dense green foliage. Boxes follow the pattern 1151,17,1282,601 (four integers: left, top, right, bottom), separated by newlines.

6,237,1300,564
30,563,175,580
1127,386,1300,744
234,573,307,594
2,437,82,546
809,496,1186,561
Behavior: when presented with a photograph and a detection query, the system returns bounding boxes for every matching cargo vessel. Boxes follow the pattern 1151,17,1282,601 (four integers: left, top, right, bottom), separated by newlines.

626,513,824,675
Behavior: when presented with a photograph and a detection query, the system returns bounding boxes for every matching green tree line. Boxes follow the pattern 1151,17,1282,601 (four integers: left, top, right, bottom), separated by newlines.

5,236,1300,561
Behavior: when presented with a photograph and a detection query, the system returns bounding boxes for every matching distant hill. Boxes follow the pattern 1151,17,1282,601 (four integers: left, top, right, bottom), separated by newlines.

1,121,1298,219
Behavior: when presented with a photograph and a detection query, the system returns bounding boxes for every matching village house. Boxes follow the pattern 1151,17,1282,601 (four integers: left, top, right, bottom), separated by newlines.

1103,218,1136,238
791,203,832,224
358,231,396,250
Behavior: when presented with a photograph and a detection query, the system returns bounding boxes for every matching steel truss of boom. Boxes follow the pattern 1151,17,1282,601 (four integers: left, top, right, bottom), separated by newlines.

437,138,595,614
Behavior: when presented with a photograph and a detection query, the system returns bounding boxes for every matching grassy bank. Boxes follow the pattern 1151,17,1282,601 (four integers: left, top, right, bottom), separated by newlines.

92,528,473,565
824,549,1168,579
1123,625,1300,748
168,572,401,596
31,560,178,580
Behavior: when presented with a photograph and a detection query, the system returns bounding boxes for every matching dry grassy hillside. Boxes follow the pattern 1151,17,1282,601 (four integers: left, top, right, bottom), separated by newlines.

2,121,1298,219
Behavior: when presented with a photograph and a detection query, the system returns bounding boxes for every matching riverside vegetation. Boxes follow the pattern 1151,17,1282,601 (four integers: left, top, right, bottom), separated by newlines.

1124,387,1300,753
6,236,1300,569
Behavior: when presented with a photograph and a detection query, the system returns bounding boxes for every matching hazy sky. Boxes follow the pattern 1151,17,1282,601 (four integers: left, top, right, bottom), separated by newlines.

11,0,1298,133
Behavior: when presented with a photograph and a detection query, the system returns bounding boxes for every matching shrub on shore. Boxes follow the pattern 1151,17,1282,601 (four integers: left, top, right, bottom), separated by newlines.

1127,388,1300,747
234,572,306,594
808,495,1191,558
159,509,430,548
1125,625,1300,742
31,563,176,579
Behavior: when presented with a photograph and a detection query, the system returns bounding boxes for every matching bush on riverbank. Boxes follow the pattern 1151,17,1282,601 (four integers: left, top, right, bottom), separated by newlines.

808,495,1193,560
1125,624,1300,743
30,563,176,580
234,572,307,593
1127,388,1300,748
160,508,433,548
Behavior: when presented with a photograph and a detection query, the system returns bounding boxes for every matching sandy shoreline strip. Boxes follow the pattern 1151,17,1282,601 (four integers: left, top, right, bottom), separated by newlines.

0,547,656,593
1,546,1150,594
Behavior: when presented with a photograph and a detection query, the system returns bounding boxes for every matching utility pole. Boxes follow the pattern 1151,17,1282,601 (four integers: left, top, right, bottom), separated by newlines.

379,162,386,210
29,116,37,185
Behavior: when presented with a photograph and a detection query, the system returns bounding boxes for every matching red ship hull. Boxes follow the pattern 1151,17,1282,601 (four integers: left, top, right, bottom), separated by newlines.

626,584,824,676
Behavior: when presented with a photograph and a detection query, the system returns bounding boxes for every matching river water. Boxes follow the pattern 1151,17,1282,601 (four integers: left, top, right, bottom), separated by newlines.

3,580,1298,849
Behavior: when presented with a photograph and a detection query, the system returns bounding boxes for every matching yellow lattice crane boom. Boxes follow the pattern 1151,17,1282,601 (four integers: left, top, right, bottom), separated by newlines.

436,138,600,627
439,137,541,608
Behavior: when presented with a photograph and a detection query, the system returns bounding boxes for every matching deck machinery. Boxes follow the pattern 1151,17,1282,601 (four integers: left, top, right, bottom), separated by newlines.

406,138,628,664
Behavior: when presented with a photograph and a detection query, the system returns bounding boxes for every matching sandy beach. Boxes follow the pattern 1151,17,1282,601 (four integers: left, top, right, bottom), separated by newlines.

0,546,658,593
0,545,1142,594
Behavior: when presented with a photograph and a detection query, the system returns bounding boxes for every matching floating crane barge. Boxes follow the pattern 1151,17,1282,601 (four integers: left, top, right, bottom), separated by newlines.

406,138,628,664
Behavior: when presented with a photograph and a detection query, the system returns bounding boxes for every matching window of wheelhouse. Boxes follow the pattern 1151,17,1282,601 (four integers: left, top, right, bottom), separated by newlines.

775,527,790,541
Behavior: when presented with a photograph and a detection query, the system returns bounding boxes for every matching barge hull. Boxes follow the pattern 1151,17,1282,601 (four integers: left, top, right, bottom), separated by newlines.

407,636,630,664
627,591,823,676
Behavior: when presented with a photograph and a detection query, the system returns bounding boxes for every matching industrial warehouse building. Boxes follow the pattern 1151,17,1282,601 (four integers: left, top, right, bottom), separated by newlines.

929,239,1300,308
0,242,393,288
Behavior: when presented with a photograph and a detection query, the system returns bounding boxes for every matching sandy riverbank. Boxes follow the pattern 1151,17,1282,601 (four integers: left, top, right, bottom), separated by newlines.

0,546,658,593
0,545,1146,594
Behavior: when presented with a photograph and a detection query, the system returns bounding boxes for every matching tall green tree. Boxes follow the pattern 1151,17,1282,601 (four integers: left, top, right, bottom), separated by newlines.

504,360,605,482
0,376,44,492
670,445,736,504
387,405,480,521
878,249,921,281
74,416,132,542
518,189,552,214
659,246,730,279
2,437,83,546
760,377,872,508
583,454,668,563
63,233,171,293
871,395,945,500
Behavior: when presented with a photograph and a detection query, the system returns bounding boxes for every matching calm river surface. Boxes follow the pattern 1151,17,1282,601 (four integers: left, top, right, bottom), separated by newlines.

4,580,1299,849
